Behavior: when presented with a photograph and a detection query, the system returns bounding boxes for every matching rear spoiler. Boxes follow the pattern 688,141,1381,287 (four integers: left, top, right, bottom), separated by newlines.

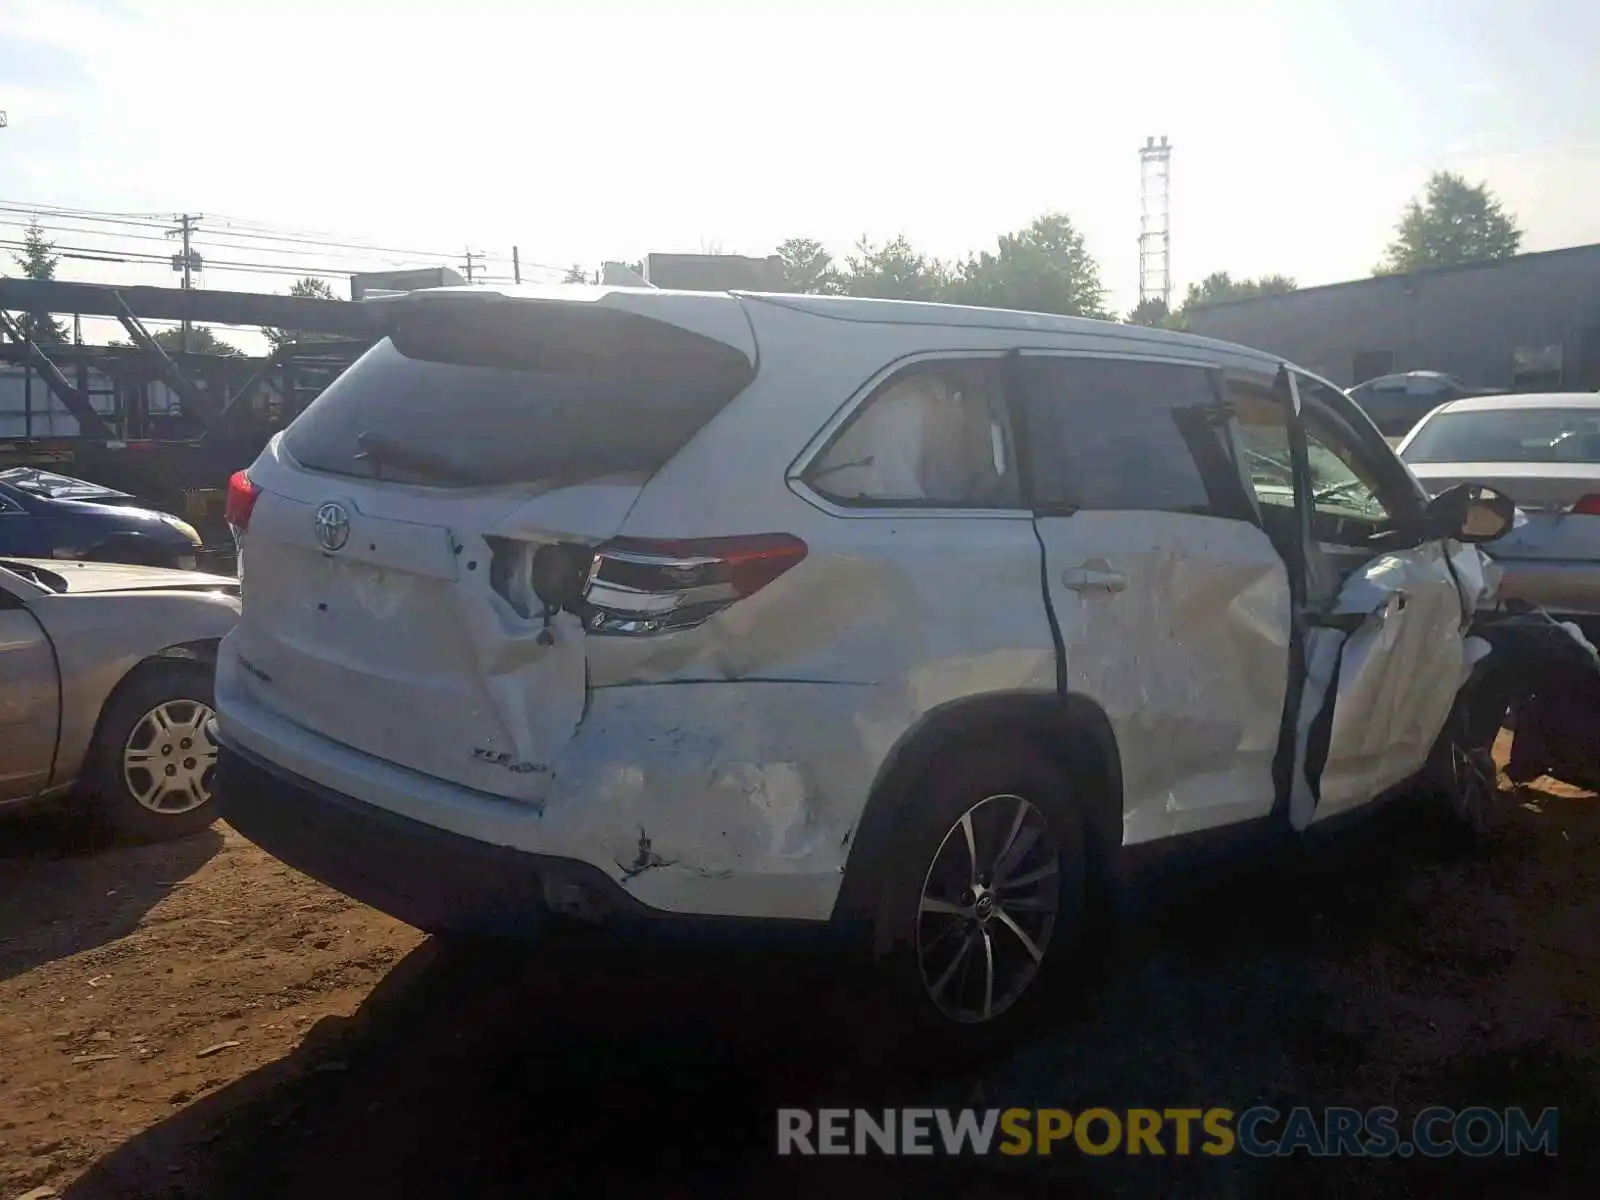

360,287,758,372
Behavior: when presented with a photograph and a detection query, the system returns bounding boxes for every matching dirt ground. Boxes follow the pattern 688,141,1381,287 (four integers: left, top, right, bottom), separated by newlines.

2,734,1598,1198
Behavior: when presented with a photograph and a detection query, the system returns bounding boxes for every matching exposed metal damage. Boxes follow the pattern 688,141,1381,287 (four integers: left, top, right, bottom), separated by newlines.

1291,538,1600,826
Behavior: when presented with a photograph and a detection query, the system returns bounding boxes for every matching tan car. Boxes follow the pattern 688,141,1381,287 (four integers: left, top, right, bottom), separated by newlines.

0,558,239,841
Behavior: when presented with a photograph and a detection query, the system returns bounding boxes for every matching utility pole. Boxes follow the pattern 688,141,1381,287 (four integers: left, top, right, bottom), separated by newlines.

167,213,203,352
463,249,480,284
512,246,521,285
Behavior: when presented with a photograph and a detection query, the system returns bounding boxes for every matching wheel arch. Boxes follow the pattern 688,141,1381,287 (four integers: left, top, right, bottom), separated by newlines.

80,640,222,774
830,690,1124,927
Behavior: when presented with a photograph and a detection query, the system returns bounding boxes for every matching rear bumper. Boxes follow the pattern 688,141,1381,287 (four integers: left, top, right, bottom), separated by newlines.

213,640,862,922
216,737,649,938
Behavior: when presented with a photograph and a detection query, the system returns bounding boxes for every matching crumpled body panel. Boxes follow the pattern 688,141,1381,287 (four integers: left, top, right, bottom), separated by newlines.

546,517,1058,918
1038,512,1291,845
1291,541,1498,829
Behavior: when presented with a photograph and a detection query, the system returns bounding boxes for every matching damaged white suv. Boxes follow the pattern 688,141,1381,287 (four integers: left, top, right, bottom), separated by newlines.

214,285,1571,1050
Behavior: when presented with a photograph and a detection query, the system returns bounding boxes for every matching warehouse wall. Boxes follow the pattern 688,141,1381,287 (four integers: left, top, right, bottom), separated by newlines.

1185,244,1600,390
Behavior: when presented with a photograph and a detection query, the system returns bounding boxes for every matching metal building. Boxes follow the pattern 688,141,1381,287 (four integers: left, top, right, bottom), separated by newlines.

1183,243,1600,392
642,253,787,292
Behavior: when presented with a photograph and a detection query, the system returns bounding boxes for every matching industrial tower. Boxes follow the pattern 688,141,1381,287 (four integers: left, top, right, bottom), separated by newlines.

1138,136,1172,311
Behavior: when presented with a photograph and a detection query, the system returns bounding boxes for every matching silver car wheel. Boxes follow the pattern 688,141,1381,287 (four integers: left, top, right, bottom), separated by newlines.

122,699,218,814
915,792,1060,1024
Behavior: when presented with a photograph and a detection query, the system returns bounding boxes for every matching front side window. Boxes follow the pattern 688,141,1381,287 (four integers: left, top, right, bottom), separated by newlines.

805,359,1020,508
1231,372,1404,533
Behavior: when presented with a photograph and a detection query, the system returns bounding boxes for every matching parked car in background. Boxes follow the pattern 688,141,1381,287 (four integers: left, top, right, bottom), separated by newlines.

1399,393,1600,641
1,558,238,840
1349,371,1503,438
215,285,1560,1057
0,467,209,570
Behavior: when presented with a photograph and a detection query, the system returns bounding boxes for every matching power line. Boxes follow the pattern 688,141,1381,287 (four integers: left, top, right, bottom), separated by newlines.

0,198,571,274
0,238,357,278
0,217,455,269
0,198,577,290
0,200,553,268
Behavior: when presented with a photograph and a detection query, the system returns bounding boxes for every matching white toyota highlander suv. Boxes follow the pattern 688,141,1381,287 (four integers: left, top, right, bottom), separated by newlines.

213,285,1531,1052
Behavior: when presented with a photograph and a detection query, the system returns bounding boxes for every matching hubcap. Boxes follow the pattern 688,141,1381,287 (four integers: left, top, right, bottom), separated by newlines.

915,793,1060,1024
123,699,217,814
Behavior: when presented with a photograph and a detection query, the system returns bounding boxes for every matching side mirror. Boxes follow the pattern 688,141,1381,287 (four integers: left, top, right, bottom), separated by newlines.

1426,482,1517,543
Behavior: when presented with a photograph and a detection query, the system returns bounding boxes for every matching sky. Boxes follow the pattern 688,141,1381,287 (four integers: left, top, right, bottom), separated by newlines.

4,0,1600,350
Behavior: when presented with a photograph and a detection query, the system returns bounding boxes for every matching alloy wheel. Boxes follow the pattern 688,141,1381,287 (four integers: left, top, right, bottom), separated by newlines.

915,793,1060,1023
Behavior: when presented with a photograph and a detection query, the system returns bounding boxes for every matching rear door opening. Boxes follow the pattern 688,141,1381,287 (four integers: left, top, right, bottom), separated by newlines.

231,290,759,800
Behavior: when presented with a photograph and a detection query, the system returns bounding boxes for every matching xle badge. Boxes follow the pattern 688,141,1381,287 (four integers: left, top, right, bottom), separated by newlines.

473,749,549,775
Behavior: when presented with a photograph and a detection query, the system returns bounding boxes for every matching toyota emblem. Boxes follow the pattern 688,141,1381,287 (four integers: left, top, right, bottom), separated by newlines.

314,502,351,552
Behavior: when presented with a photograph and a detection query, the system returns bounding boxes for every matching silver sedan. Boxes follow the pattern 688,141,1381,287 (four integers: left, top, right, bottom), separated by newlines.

1,558,239,841
1400,393,1600,639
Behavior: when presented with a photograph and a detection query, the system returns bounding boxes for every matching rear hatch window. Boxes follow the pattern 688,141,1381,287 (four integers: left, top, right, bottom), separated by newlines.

281,297,757,489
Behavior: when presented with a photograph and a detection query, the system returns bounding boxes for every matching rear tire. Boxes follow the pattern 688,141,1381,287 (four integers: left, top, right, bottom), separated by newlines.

870,740,1086,1068
85,661,220,843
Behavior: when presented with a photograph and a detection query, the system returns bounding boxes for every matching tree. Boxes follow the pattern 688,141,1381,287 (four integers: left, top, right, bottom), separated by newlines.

6,218,69,344
775,237,842,294
1377,171,1522,274
1126,296,1173,327
562,263,590,284
109,325,242,356
1180,271,1298,310
841,234,953,302
261,277,344,350
949,213,1108,318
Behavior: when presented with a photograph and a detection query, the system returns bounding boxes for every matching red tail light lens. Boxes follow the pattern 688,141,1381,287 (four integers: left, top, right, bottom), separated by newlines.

1571,494,1600,516
225,470,261,532
581,534,807,635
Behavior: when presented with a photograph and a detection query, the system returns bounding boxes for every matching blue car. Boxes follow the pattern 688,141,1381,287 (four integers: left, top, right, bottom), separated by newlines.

0,467,207,569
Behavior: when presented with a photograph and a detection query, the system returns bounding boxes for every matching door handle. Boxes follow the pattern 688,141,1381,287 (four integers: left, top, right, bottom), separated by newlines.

1061,561,1128,593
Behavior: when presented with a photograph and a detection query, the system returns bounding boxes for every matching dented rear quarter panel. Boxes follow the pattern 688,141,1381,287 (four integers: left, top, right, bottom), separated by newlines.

557,303,1062,913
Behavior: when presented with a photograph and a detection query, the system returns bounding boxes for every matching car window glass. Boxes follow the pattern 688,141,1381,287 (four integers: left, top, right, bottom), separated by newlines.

1230,376,1396,523
1025,357,1232,515
1303,426,1392,521
806,359,1021,507
1403,407,1600,464
1295,375,1399,522
1227,379,1296,510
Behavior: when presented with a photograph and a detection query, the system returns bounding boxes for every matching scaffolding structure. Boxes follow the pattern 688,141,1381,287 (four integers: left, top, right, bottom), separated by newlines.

0,277,377,542
1138,136,1173,311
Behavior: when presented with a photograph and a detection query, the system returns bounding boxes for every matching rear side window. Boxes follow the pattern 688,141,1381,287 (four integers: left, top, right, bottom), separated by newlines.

804,358,1022,508
1023,357,1239,516
282,303,755,489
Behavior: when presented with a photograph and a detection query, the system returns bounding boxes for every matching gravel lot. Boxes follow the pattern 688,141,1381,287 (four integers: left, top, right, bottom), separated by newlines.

2,734,1597,1198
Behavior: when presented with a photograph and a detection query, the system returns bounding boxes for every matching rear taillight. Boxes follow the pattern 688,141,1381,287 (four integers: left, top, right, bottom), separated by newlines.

225,470,260,533
581,534,807,635
1571,494,1600,516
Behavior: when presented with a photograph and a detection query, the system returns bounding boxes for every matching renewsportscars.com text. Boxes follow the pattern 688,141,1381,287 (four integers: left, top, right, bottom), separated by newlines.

776,1106,1558,1158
